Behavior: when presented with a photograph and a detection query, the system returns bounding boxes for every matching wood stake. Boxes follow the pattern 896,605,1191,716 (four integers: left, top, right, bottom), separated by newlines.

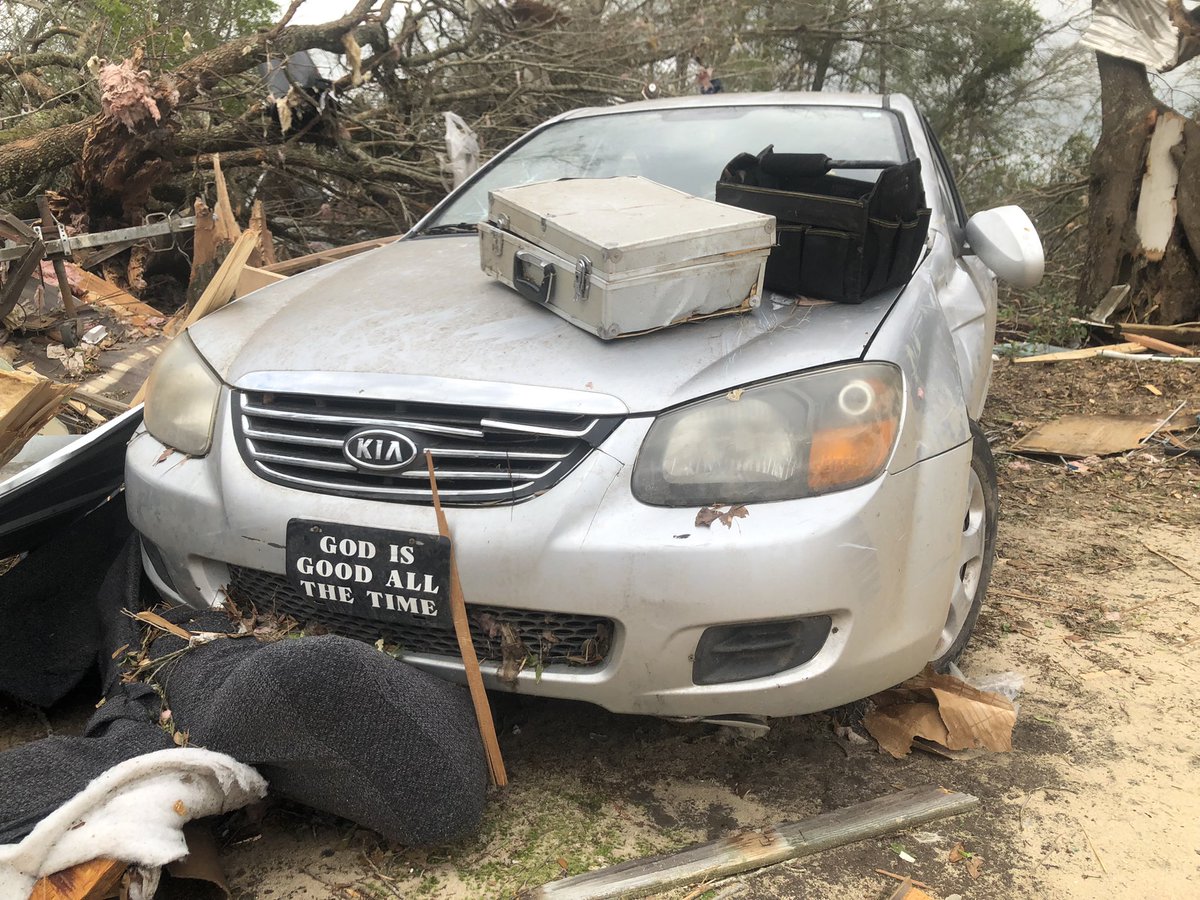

425,450,508,787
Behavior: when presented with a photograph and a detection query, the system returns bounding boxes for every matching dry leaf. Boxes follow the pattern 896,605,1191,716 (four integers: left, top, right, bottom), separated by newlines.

948,842,965,863
134,610,192,641
173,799,187,816
965,856,983,878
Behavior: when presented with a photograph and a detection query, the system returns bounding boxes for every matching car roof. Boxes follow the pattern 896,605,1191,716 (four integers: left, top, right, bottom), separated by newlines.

556,91,894,122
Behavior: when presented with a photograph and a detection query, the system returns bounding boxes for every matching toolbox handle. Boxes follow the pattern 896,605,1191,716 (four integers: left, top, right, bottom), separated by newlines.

513,249,555,305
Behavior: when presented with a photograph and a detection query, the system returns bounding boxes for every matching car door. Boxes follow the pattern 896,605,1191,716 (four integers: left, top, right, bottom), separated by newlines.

921,118,997,420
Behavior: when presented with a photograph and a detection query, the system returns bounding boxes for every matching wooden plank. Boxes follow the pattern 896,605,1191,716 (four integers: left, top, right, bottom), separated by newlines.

263,235,401,276
30,857,126,900
1115,322,1200,345
531,786,978,900
1124,332,1196,357
425,450,508,788
235,264,287,299
70,388,131,415
0,209,38,241
1013,341,1146,364
1010,413,1192,458
173,227,260,331
0,239,45,322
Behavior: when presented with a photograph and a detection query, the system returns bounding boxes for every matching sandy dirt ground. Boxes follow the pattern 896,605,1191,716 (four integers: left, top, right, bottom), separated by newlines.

2,356,1198,899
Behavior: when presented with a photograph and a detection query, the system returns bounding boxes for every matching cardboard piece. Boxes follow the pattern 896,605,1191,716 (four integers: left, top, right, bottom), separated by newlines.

864,666,1016,759
1010,413,1192,458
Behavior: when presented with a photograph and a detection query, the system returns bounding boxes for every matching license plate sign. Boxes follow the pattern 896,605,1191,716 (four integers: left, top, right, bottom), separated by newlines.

285,519,453,629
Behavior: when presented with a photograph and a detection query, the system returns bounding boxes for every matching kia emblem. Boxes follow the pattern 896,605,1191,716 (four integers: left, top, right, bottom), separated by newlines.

343,427,420,472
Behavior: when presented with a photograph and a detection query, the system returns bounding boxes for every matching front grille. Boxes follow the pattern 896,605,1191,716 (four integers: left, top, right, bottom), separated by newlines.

236,391,628,508
228,566,613,668
233,391,622,506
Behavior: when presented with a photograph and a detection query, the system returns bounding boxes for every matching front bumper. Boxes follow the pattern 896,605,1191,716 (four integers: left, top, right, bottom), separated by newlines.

126,388,971,718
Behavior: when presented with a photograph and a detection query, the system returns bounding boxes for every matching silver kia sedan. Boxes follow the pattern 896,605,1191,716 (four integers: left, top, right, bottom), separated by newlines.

126,92,1043,721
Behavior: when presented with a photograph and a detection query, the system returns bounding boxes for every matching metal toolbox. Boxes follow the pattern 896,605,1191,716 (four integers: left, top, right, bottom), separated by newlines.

479,177,775,340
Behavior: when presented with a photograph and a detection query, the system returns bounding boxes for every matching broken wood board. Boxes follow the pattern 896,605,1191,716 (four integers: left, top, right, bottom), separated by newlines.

1011,413,1193,458
0,368,75,466
70,266,162,322
235,264,287,299
865,667,1016,759
530,785,978,900
29,857,126,900
263,234,401,276
165,226,260,339
1124,332,1196,356
1013,341,1146,363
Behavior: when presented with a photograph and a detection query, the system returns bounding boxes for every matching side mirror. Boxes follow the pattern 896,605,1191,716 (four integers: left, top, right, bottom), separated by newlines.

965,206,1044,289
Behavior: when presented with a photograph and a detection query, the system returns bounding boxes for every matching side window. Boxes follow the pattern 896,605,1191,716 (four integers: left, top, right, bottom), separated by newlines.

920,115,968,244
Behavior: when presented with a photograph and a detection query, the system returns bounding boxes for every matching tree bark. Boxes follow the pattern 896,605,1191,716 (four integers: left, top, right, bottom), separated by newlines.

1080,52,1200,324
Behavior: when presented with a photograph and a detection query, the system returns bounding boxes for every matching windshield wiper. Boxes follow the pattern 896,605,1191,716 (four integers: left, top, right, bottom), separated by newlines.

419,222,478,236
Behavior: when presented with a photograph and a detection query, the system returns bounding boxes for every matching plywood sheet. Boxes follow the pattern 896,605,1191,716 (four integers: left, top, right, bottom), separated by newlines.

1011,413,1190,458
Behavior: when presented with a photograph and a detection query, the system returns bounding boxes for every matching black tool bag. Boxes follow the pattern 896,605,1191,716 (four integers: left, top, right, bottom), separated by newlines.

716,146,931,303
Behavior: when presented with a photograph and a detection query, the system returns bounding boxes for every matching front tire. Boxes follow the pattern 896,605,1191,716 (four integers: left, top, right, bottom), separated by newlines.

929,421,998,671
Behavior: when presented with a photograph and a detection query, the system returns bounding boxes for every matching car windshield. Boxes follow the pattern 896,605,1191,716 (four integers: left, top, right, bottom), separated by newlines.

423,105,907,230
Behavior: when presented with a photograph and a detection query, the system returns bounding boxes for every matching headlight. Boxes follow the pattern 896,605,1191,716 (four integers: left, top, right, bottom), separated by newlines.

631,363,903,506
143,333,222,456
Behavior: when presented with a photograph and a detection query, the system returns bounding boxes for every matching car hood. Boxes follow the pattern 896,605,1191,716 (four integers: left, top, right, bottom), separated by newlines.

188,236,899,414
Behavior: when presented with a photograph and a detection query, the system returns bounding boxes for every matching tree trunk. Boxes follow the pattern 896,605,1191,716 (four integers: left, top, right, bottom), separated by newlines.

1080,52,1200,324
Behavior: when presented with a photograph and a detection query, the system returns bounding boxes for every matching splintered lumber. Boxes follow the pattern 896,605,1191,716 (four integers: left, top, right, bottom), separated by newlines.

30,857,126,900
263,235,402,276
71,267,161,321
425,450,508,788
235,264,287,299
531,786,978,900
0,368,75,466
167,226,260,336
1013,341,1146,363
1123,332,1196,357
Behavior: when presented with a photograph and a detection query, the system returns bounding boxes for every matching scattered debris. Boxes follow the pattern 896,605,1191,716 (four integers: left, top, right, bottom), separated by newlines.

863,666,1018,759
